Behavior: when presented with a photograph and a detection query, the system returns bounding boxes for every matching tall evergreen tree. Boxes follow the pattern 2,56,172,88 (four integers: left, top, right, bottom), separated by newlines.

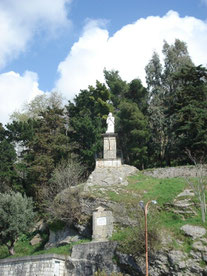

7,106,70,204
66,81,111,173
145,39,194,166
171,65,207,163
117,100,149,168
0,124,17,192
104,70,150,168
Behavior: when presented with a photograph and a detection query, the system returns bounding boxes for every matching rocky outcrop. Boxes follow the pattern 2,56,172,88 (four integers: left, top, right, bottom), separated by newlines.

165,189,197,219
45,227,83,249
66,241,120,276
181,224,206,240
84,164,138,189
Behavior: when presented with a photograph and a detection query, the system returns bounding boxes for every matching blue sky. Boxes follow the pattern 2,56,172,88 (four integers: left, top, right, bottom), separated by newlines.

0,0,207,124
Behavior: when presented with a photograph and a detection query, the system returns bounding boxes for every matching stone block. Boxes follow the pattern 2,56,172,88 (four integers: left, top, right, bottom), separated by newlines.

103,134,117,159
92,206,113,241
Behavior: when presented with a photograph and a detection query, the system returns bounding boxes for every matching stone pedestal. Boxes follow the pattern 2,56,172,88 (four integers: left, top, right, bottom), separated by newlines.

103,133,117,160
92,206,113,241
96,133,121,168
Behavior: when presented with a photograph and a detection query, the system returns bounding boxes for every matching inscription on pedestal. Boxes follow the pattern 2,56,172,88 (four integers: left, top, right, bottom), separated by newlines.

104,136,117,159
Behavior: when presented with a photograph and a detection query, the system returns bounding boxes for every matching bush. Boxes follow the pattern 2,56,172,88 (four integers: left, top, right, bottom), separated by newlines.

43,159,84,225
0,192,35,255
113,208,161,258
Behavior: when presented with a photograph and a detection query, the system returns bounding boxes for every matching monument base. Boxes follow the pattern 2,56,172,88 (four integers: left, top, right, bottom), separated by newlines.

103,133,117,159
96,158,122,168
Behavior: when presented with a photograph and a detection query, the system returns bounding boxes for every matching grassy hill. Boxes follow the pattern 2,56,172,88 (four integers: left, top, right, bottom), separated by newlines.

0,169,206,260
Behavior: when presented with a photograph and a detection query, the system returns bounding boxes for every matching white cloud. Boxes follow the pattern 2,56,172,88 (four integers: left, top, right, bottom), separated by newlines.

56,11,207,100
0,71,43,125
0,0,72,68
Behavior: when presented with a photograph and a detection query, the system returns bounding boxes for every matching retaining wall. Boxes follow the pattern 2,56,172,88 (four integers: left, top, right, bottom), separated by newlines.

0,254,66,276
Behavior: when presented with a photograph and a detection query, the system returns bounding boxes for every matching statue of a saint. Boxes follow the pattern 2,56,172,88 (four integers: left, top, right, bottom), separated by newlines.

106,112,115,133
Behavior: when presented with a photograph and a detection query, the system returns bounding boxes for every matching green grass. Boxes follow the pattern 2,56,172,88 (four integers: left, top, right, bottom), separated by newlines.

126,173,187,206
1,170,206,260
99,171,206,254
0,234,90,260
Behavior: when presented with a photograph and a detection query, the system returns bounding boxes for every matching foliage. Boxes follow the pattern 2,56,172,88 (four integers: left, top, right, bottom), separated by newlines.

116,100,149,168
10,91,64,122
49,159,85,192
104,69,150,168
0,234,89,259
112,208,161,258
145,39,194,166
184,150,207,223
0,192,35,255
8,106,70,205
0,124,18,192
104,69,129,108
171,65,207,163
43,159,84,225
66,81,111,173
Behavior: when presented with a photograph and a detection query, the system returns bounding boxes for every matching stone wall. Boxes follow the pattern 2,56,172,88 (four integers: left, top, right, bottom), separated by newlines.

143,165,207,178
0,254,66,276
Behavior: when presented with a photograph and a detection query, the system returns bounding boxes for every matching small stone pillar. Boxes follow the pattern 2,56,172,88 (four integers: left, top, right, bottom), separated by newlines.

92,206,113,241
103,133,117,159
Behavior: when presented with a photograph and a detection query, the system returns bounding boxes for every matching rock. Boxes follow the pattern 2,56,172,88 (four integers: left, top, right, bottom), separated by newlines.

115,251,142,276
189,250,202,260
173,199,193,208
181,224,206,239
192,241,207,252
74,221,92,238
80,195,136,228
177,189,195,197
45,226,83,249
168,250,187,271
84,164,138,189
202,252,207,263
32,219,48,233
30,233,42,246
66,241,120,276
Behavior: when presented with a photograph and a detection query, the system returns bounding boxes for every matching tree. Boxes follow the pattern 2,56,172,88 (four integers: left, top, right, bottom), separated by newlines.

25,106,70,203
0,192,35,255
145,39,194,166
8,106,70,204
185,150,207,223
43,160,84,225
0,124,18,193
104,69,129,108
126,78,149,115
117,100,149,169
104,69,150,168
10,91,64,122
66,81,111,173
171,65,207,163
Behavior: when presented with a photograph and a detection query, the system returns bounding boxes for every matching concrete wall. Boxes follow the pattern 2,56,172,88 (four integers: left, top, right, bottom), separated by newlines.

0,254,66,276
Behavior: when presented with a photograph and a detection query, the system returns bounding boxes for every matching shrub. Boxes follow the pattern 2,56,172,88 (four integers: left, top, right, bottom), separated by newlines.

113,208,161,258
43,159,84,225
0,192,35,255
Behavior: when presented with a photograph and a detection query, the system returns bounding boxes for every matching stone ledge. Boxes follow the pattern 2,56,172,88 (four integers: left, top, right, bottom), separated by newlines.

102,133,118,137
96,158,122,168
0,253,66,264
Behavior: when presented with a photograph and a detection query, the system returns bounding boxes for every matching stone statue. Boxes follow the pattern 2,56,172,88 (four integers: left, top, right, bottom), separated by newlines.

106,112,114,133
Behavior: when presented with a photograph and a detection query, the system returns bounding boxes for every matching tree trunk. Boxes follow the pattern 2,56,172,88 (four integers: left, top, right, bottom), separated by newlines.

7,241,15,255
201,200,206,223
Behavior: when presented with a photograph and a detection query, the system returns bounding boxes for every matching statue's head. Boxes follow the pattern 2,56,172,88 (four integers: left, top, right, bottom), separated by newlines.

108,112,112,117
